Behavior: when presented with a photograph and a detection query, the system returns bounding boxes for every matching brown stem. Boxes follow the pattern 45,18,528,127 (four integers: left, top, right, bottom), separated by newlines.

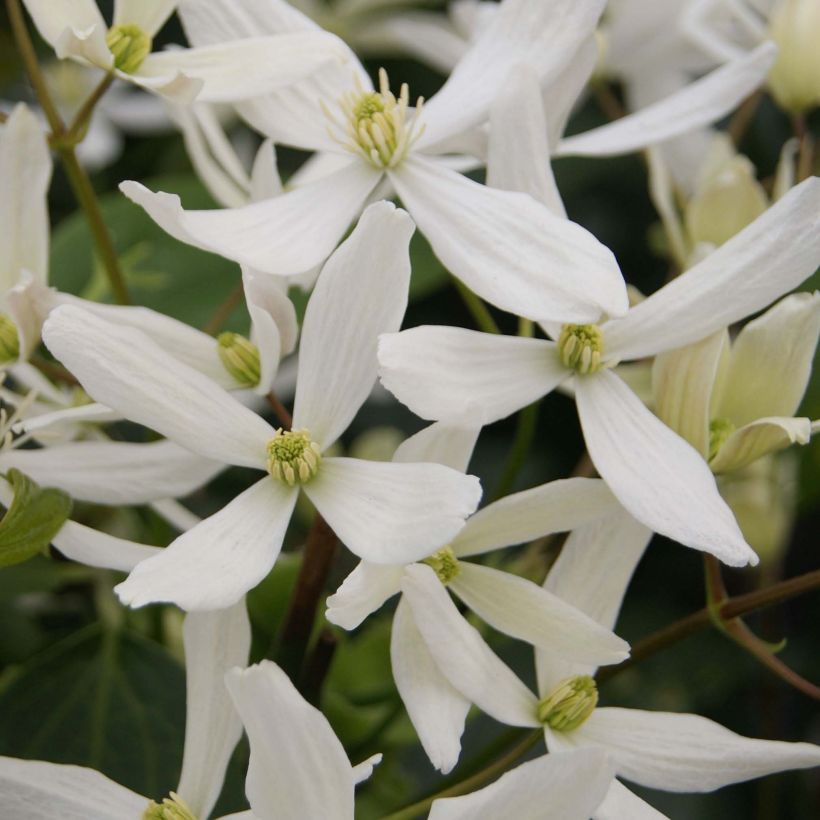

300,628,338,705
65,73,115,144
793,114,815,184
30,354,79,386
266,392,293,430
593,82,626,121
728,90,763,145
202,281,245,335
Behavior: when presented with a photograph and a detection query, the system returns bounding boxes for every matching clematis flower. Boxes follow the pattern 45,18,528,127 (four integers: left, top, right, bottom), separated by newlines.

328,421,630,772
42,203,481,611
20,0,349,104
404,507,820,819
122,0,629,325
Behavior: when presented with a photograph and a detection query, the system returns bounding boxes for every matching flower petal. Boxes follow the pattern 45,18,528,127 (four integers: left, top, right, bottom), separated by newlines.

429,748,614,820
603,177,820,361
304,457,481,565
451,477,622,558
326,561,403,630
557,43,776,157
575,707,820,792
379,326,565,425
392,422,481,473
42,305,274,469
51,520,161,573
225,660,355,820
115,478,298,611
113,0,176,35
390,157,628,323
119,160,380,276
178,602,251,818
575,370,756,567
710,416,812,474
392,597,471,774
21,0,106,51
719,292,820,425
450,561,629,665
402,563,540,727
592,780,670,820
292,202,414,449
0,756,146,819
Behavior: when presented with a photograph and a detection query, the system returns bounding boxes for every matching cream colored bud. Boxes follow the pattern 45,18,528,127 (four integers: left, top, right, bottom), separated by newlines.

538,675,598,732
423,546,461,584
768,0,820,113
106,24,152,74
0,314,20,364
217,332,261,388
142,792,197,820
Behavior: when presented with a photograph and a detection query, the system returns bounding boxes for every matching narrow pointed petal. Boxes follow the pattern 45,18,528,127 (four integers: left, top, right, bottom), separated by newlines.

55,24,113,69
0,439,223,505
710,416,812,474
52,520,160,573
402,563,540,727
0,105,51,288
119,160,381,276
390,157,628,323
12,402,117,438
326,561,403,630
593,780,670,820
351,754,382,785
21,0,106,50
0,756,146,819
392,422,481,473
488,64,566,217
225,661,355,820
114,0,176,35
429,749,614,820
575,371,756,567
392,598,471,774
115,478,298,611
450,562,629,665
604,177,820,361
379,327,564,425
43,305,274,469
178,603,251,819
652,331,728,458
305,457,481,565
719,292,820,424
576,707,820,792
557,44,776,157
451,477,622,558
293,202,414,449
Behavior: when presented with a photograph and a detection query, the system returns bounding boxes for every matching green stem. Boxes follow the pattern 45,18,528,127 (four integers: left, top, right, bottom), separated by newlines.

452,277,500,335
65,73,115,144
491,402,539,500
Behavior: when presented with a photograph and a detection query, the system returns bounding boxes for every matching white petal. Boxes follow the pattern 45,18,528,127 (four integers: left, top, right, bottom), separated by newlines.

304,457,481,565
55,23,113,70
652,331,727,458
13,402,117,440
250,139,282,200
392,597,471,774
225,661,355,820
710,416,812,474
0,439,223,504
178,603,251,818
0,105,51,289
179,0,321,42
429,748,614,820
137,33,348,104
575,371,756,567
21,0,106,50
120,160,380,276
150,498,201,533
557,44,776,157
391,157,628,323
43,305,274,469
576,707,820,792
451,477,622,558
719,292,820,424
51,520,161,573
402,563,540,727
115,478,298,611
379,326,565,425
450,562,629,666
418,0,607,150
292,202,414,449
603,177,820,361
0,756,146,819
114,0,176,35
392,422,481,472
325,561,403,630
488,64,566,217
593,780,670,820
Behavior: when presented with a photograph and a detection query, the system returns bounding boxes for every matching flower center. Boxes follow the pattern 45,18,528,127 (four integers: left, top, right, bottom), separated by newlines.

537,675,598,732
708,417,736,462
217,332,261,389
558,324,604,375
106,24,152,74
325,68,425,169
423,546,460,584
142,792,197,820
0,314,20,364
266,428,322,486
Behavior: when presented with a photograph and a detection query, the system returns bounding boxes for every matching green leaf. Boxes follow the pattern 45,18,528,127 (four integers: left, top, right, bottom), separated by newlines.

0,469,73,568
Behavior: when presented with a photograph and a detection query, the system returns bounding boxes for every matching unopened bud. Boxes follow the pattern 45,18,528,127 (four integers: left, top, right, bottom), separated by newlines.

0,315,20,363
217,332,261,388
538,675,598,732
767,0,820,113
106,24,152,74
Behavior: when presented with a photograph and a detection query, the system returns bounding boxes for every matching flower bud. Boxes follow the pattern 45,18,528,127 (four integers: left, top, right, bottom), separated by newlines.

0,315,20,364
217,332,261,388
106,24,152,74
538,675,598,731
767,0,820,113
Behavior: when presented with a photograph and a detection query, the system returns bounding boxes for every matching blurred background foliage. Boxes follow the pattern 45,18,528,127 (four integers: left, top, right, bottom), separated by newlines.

0,2,819,818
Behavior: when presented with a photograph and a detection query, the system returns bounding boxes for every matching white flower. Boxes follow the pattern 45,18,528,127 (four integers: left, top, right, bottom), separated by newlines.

327,421,630,772
21,0,349,104
42,203,481,611
123,0,630,325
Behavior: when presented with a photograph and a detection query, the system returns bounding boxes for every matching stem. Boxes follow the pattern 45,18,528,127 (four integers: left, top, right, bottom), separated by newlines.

65,73,115,144
202,281,245,335
30,354,79,385
728,90,763,146
300,628,337,705
266,392,293,430
593,82,625,121
452,277,500,335
381,730,542,820
793,114,815,184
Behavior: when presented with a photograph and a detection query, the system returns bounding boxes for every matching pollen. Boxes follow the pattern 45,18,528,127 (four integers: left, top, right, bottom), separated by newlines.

142,792,197,820
266,428,322,487
423,546,461,584
558,324,604,375
106,24,152,74
538,675,598,732
708,417,736,462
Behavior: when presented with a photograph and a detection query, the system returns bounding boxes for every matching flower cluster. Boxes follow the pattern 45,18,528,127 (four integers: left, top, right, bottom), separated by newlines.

0,1,818,818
